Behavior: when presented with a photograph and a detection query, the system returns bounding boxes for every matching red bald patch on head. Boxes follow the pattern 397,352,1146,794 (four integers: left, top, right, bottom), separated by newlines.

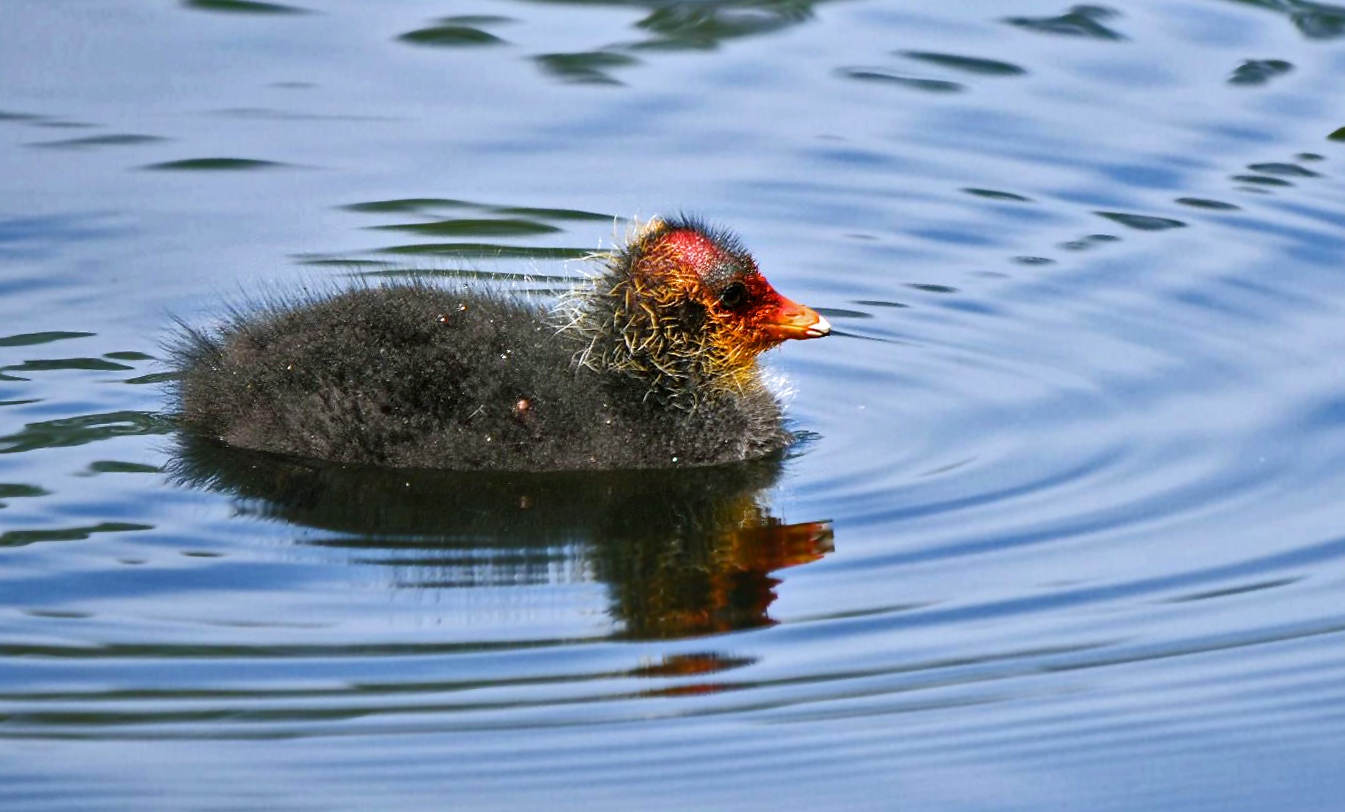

661,228,728,278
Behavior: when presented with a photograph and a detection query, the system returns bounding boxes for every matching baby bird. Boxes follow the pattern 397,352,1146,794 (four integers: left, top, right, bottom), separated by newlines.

172,216,830,470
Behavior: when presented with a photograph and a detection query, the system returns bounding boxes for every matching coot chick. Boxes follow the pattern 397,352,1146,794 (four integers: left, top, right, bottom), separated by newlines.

172,216,830,470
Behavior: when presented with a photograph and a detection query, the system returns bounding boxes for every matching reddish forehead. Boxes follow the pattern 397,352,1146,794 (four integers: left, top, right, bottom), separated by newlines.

661,229,727,273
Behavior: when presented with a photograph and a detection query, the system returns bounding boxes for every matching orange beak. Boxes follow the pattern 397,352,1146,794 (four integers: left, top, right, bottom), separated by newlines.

762,294,832,342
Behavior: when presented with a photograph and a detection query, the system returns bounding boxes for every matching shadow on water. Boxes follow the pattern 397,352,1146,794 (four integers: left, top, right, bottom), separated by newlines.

168,434,833,641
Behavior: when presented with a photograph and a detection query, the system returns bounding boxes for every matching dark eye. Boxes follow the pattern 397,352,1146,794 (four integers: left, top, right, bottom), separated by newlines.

719,281,748,309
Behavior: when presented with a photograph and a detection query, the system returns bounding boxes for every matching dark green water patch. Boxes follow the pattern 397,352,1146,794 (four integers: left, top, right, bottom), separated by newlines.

296,258,399,268
0,411,174,454
1176,198,1242,211
1233,0,1345,40
1247,162,1320,177
0,331,94,347
23,609,94,619
1330,126,1345,141
104,352,155,362
3,358,133,374
29,134,169,149
397,20,508,47
0,483,50,507
1228,59,1293,86
1003,5,1127,40
2,358,135,381
371,219,563,238
535,52,642,85
839,69,964,93
344,199,613,226
1062,233,1122,250
439,15,513,26
182,0,309,14
899,51,1027,76
963,188,1032,202
492,206,612,222
632,3,798,49
1232,174,1294,187
86,461,163,475
1,522,154,548
1168,577,1300,603
1095,212,1187,231
142,158,286,171
343,198,476,214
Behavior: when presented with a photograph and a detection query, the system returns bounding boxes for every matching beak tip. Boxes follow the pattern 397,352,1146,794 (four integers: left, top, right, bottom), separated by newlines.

808,314,832,338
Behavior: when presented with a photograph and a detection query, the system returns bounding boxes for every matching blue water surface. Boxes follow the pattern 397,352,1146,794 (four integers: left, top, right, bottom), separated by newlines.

4,1,1345,810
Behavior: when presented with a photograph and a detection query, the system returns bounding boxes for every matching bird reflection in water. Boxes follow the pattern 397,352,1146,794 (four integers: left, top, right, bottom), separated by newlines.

170,435,833,640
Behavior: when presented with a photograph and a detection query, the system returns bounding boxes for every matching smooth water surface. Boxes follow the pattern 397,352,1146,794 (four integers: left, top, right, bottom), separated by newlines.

4,1,1345,810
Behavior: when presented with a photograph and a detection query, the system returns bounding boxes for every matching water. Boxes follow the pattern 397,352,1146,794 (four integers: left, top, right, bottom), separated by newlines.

4,1,1345,809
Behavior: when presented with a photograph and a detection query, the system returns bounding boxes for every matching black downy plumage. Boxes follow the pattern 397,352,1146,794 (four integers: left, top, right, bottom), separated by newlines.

169,217,830,470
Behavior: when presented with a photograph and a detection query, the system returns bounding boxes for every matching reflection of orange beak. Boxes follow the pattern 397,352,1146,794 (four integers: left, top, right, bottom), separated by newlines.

735,519,835,570
764,294,832,341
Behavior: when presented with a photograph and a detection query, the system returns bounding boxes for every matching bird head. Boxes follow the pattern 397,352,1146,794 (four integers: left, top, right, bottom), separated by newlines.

569,217,830,400
625,218,830,358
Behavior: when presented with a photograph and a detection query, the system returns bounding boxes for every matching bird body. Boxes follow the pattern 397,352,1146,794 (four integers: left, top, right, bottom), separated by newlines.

172,217,829,470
